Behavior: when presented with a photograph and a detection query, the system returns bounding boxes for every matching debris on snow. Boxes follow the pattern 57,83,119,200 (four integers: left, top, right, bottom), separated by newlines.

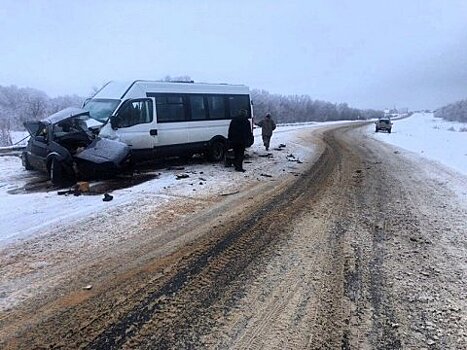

102,193,113,202
176,173,190,180
76,182,90,193
220,190,240,196
57,189,72,196
286,154,303,164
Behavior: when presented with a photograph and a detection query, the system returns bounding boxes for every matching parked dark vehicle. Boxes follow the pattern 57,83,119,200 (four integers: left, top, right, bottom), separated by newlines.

22,107,132,185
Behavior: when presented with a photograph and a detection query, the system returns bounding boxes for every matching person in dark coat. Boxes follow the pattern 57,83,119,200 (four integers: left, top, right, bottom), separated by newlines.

228,109,253,172
255,113,276,151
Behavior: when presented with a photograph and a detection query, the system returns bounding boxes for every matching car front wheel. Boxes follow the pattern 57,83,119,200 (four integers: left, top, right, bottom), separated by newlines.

49,158,64,186
22,152,33,170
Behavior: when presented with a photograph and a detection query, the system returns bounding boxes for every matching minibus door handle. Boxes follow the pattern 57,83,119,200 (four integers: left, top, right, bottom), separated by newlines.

150,129,158,136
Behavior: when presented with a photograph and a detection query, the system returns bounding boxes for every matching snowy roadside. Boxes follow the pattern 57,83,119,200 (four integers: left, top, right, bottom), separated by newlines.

367,112,467,175
366,112,467,203
0,122,340,247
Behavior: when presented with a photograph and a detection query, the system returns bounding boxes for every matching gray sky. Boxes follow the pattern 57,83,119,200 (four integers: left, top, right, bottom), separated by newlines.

1,0,466,110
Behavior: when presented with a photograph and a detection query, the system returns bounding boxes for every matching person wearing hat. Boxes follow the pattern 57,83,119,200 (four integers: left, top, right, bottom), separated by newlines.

255,113,276,151
228,109,253,172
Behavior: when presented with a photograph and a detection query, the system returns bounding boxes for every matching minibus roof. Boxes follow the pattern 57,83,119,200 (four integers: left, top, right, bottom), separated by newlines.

93,80,250,100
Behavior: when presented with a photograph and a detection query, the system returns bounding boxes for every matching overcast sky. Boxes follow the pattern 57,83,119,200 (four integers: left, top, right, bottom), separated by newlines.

1,0,466,110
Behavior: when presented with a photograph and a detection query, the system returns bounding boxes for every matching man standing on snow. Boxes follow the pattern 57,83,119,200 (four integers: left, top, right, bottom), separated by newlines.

255,113,276,151
228,109,253,172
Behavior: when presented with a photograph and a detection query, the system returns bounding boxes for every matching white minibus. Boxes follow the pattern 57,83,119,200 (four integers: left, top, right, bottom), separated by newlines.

85,80,253,162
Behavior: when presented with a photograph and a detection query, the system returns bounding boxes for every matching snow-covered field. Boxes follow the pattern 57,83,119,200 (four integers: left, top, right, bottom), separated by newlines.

368,112,467,175
0,123,331,247
367,112,467,205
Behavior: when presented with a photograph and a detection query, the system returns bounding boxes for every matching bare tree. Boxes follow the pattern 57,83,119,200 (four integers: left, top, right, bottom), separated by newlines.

435,99,467,122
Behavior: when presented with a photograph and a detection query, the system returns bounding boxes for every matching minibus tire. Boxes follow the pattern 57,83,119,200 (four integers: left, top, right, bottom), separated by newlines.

208,140,225,162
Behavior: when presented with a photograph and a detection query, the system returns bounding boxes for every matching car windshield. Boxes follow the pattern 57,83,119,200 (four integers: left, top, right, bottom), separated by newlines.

53,115,89,135
83,99,120,123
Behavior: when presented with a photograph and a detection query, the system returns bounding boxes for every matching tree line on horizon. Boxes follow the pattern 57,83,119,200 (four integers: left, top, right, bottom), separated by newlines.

0,80,383,146
434,98,467,123
250,89,382,123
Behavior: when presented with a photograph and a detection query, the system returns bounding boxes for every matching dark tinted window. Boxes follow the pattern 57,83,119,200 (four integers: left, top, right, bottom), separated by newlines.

190,96,208,120
156,95,186,122
207,95,226,120
117,99,153,128
228,95,251,118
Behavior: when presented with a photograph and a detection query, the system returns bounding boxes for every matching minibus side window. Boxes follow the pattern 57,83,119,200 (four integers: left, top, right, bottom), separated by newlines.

155,95,186,122
228,95,251,118
117,99,153,128
190,96,208,120
207,95,226,120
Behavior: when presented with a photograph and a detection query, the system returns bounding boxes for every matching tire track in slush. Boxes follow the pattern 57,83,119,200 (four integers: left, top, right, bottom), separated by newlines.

85,131,339,349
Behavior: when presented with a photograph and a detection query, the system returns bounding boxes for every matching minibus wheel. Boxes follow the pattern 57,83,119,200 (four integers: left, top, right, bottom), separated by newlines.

207,140,225,162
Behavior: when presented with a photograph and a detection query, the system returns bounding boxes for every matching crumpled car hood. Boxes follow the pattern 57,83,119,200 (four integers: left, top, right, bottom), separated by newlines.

24,107,104,136
43,107,90,124
75,138,130,166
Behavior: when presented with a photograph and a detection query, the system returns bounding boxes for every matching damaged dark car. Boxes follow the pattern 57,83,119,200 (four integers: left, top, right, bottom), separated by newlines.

22,107,132,185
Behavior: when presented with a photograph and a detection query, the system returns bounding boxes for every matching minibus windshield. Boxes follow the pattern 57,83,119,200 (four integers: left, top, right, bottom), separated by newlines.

83,99,120,123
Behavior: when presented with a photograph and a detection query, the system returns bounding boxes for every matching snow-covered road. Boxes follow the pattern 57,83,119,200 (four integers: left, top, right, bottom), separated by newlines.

2,120,465,349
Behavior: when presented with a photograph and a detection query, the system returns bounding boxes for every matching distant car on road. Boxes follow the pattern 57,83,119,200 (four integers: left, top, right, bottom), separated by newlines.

22,107,132,185
375,117,393,133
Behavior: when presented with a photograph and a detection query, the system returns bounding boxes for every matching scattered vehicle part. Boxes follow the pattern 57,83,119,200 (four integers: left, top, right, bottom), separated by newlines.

220,190,240,196
287,154,303,163
22,107,132,185
176,173,190,179
102,193,113,202
76,181,90,193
